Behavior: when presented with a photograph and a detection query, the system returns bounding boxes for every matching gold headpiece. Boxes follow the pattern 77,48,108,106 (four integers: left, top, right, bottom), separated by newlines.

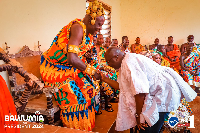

86,0,105,25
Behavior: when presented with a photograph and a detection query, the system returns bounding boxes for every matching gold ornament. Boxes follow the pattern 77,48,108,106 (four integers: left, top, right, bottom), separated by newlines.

86,9,90,14
86,0,105,26
97,11,102,17
93,6,97,11
89,2,93,7
102,8,104,13
94,0,98,5
85,64,96,75
99,6,103,10
91,19,95,25
92,13,96,18
67,45,79,54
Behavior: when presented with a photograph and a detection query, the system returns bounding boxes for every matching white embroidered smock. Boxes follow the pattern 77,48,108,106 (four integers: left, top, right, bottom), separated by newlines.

116,53,197,131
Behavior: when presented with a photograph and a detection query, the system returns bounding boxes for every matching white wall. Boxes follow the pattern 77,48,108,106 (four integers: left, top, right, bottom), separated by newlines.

0,0,121,89
0,0,86,54
0,0,86,87
120,0,200,46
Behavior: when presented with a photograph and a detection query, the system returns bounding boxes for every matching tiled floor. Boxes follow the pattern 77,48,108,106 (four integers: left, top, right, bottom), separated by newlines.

93,103,118,133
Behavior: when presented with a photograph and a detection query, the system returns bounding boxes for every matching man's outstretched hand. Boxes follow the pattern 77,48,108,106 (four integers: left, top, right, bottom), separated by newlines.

93,71,107,82
93,71,102,80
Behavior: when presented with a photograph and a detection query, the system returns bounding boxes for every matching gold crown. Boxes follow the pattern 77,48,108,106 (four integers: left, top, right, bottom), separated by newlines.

86,0,105,25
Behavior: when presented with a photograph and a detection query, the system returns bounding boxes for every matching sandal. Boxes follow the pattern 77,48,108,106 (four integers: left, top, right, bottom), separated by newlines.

106,104,114,112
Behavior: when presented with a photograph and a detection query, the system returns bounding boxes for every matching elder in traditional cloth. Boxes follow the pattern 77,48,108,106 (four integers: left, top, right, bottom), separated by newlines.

180,45,200,95
98,47,197,132
40,0,105,131
165,36,181,71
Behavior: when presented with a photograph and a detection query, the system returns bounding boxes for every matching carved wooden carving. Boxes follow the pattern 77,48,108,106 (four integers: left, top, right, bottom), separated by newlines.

0,46,59,124
9,45,42,58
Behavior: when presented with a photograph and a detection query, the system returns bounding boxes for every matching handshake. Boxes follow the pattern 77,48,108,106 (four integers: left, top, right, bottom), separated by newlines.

85,64,109,81
93,70,105,81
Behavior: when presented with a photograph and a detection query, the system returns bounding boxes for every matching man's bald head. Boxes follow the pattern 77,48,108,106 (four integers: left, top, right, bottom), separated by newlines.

105,47,124,69
105,47,120,59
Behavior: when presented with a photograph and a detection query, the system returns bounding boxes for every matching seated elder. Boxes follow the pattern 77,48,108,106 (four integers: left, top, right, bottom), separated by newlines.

165,36,181,71
40,0,105,130
180,45,200,95
121,36,131,53
149,38,161,51
180,35,195,55
131,37,145,54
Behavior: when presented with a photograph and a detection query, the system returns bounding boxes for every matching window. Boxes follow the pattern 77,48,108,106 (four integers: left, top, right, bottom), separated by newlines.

86,0,111,38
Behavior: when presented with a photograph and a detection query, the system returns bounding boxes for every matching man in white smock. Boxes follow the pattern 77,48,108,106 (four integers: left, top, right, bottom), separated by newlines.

98,47,197,133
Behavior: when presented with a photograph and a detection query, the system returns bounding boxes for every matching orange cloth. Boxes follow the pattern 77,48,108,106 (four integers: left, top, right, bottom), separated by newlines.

0,75,20,133
133,44,145,54
166,44,181,71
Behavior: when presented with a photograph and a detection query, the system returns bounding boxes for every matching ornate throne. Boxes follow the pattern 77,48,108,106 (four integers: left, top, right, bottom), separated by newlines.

0,46,60,125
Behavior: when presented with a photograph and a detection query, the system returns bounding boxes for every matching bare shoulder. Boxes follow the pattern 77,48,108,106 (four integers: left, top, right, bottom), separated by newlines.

181,43,187,47
70,23,83,36
69,23,84,45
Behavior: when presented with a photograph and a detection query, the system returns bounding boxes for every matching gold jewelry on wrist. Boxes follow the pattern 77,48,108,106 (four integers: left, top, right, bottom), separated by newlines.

135,113,139,118
85,64,96,75
67,45,79,54
93,80,100,94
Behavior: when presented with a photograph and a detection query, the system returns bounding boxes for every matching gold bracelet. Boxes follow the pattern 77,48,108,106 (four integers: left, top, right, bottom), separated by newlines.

67,45,79,54
85,64,96,75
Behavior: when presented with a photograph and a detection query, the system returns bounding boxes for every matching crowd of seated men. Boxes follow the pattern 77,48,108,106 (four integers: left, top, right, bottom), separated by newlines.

108,35,199,95
89,34,199,116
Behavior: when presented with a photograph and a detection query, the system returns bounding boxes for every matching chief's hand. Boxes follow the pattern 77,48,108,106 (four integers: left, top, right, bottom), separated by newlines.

85,52,92,58
93,71,102,80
